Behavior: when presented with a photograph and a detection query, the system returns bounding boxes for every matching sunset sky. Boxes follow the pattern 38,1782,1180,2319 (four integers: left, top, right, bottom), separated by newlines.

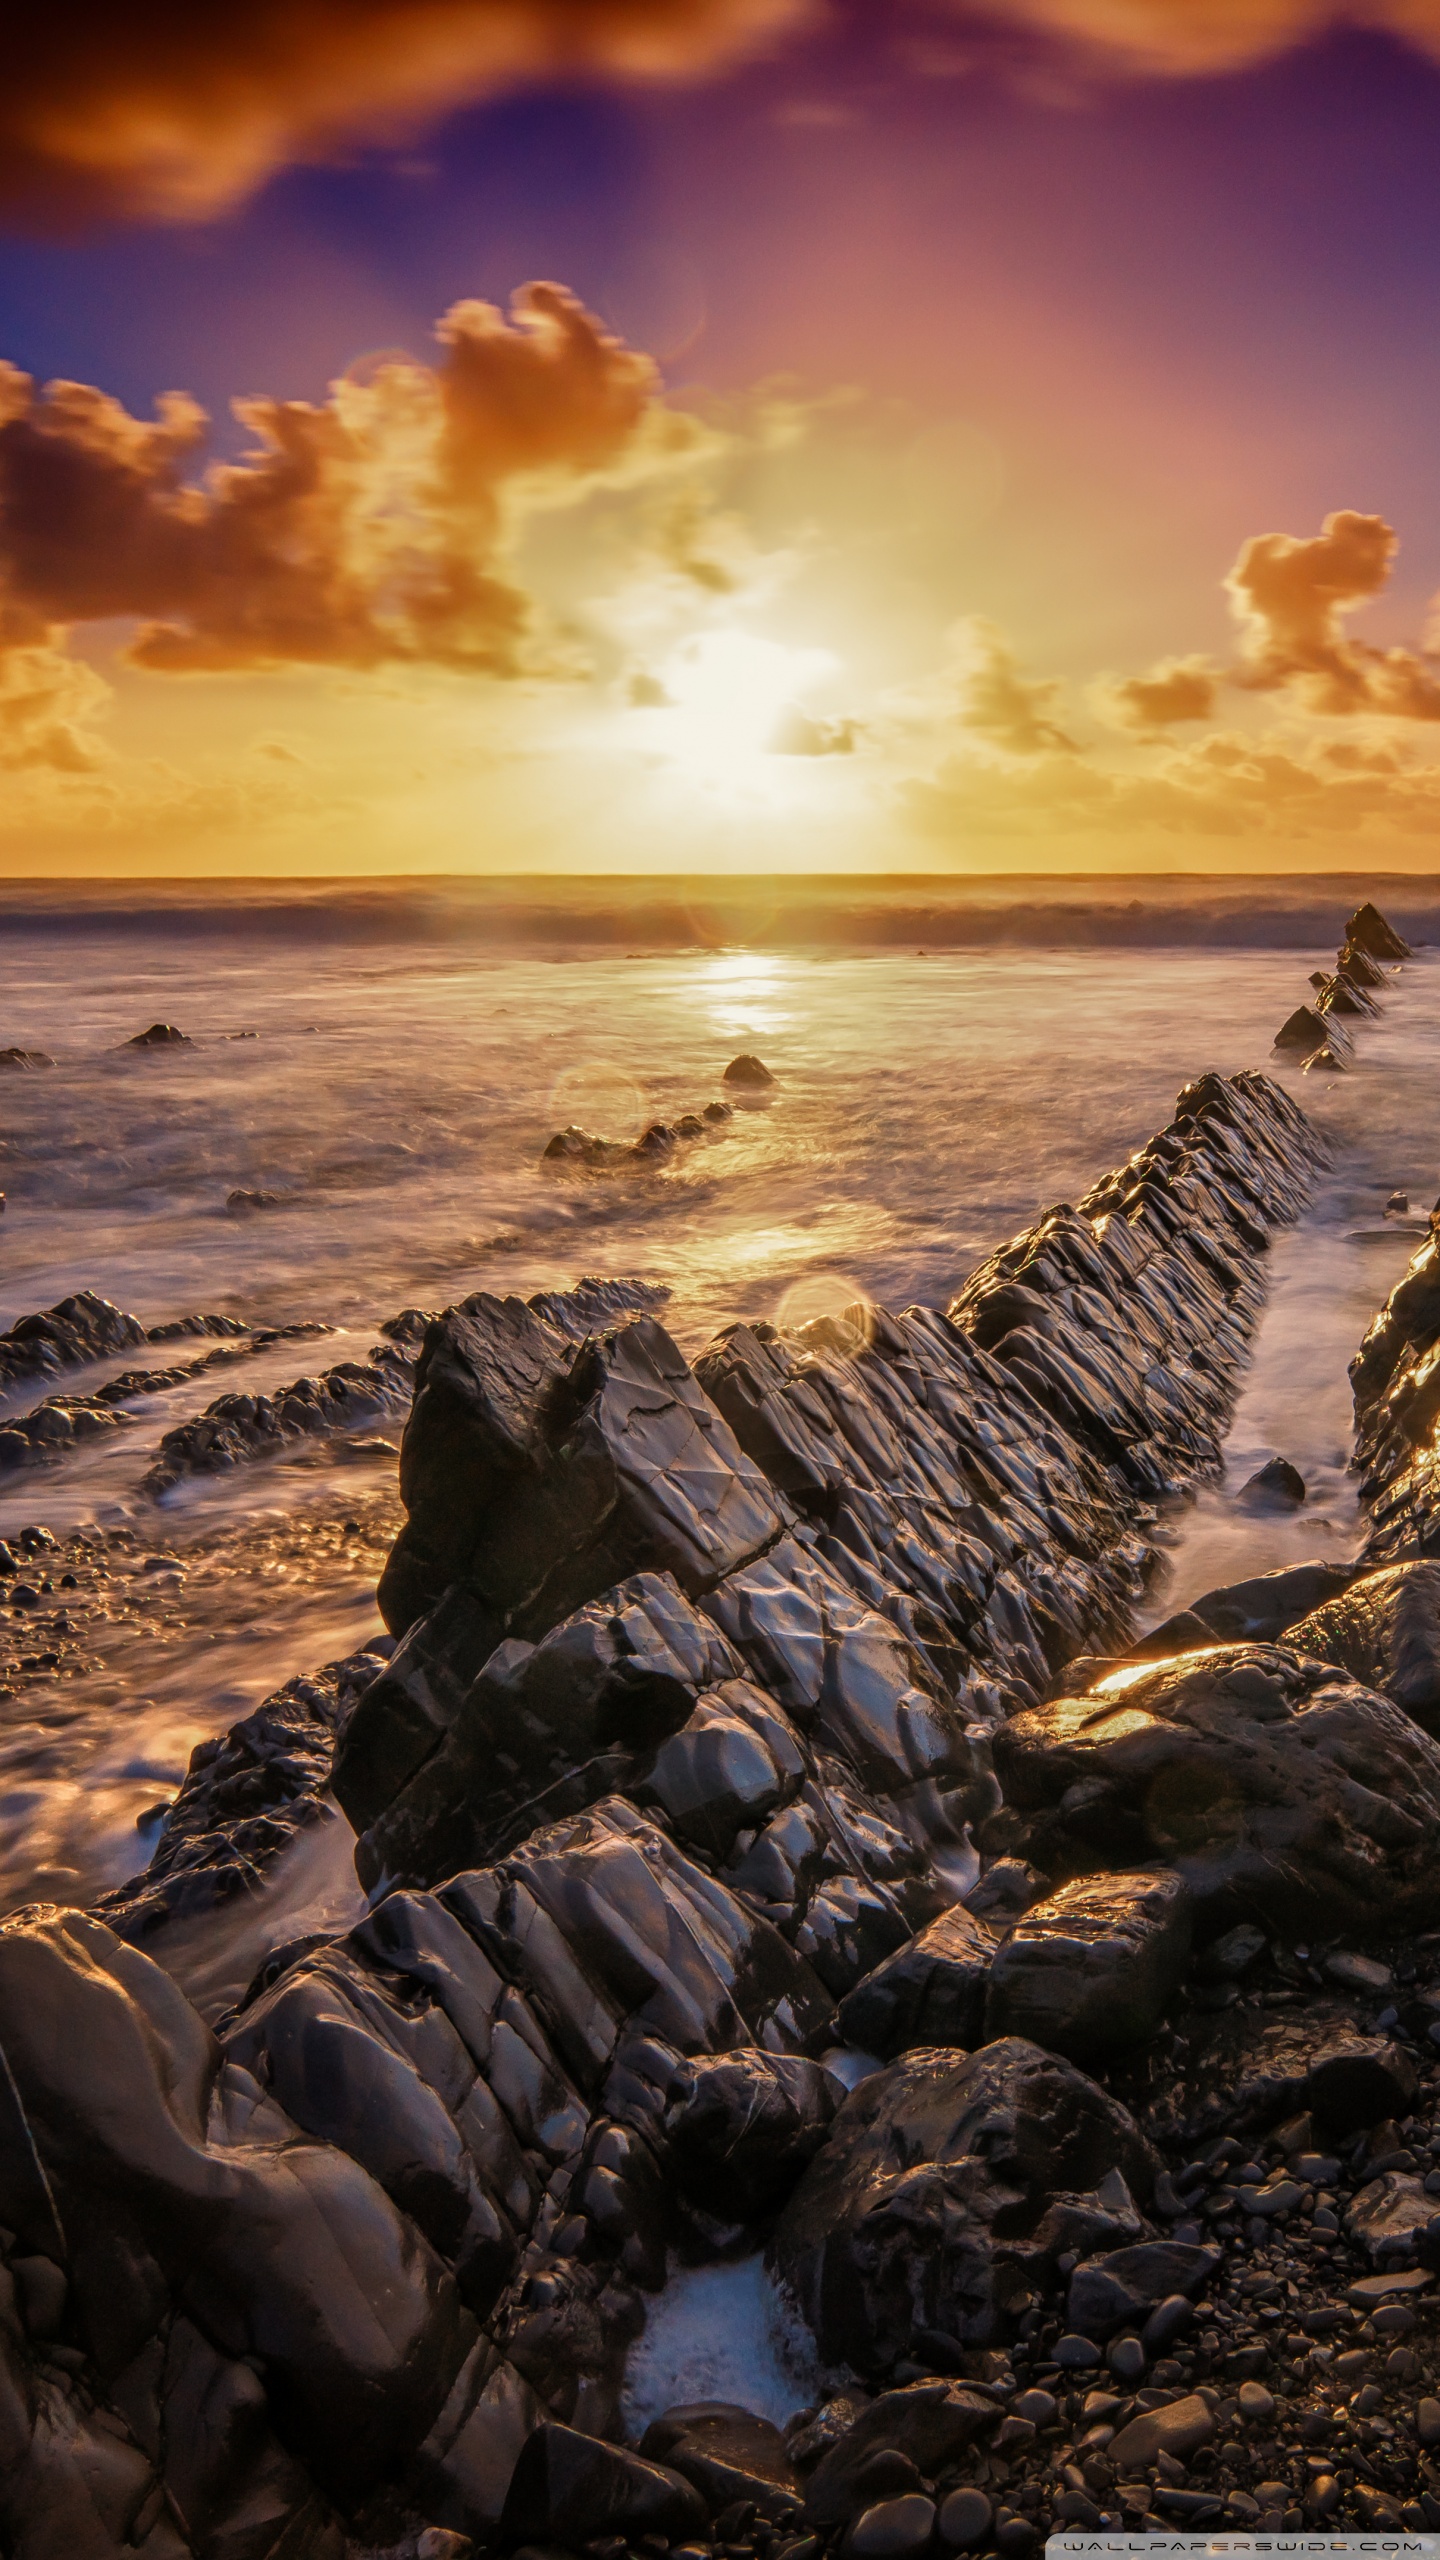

9,2,1440,873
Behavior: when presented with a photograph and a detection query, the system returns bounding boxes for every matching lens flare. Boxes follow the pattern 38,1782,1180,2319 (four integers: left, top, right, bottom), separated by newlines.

775,1269,874,1355
547,1060,649,1140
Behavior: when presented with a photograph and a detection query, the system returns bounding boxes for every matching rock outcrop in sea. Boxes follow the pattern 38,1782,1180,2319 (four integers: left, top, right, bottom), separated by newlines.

5,904,1440,2557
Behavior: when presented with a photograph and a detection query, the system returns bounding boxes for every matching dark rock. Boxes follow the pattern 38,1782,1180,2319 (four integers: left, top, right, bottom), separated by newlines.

983,1869,1192,2063
1147,2002,1417,2143
1108,2390,1214,2470
770,2038,1156,2370
802,2383,1001,2529
991,1643,1440,1936
1274,1004,1341,1056
0,1049,51,1069
1287,1560,1440,1731
723,1056,775,1088
1346,902,1411,961
124,1021,191,1047
1067,2240,1218,2340
848,2492,936,2556
1347,2173,1438,2263
938,2486,993,2549
1185,1559,1355,1642
500,2421,707,2547
836,1905,1001,2059
1237,1456,1306,1510
1123,1609,1218,1661
663,2052,840,2220
639,2404,801,2520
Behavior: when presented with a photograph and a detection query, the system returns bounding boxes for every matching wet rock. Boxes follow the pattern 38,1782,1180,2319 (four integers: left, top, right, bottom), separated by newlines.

500,2420,707,2546
1347,2173,1438,2263
770,2038,1156,2370
724,1055,775,1088
1237,1456,1306,1510
836,1905,1001,2059
1274,1004,1343,1057
1288,1560,1440,1731
802,2383,1002,2529
639,2403,801,2520
662,2052,840,2220
0,1290,148,1400
124,1021,191,1047
848,2492,936,2556
140,1342,415,1498
991,1643,1440,1937
1185,1558,1355,1642
984,1869,1192,2063
1145,2002,1416,2144
0,1049,51,1069
1108,2392,1214,2471
1347,901,1411,961
1067,2239,1218,2339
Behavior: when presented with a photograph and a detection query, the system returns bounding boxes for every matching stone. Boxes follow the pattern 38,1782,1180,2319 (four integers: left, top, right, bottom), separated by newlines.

1107,2392,1215,2471
802,2384,1001,2529
1237,2380,1275,2421
1274,1004,1337,1056
1348,2268,1435,2305
991,1644,1440,1937
1346,901,1411,961
848,2494,936,2557
500,2422,707,2546
938,2487,992,2548
0,1049,51,1070
983,1870,1192,2063
771,2039,1156,2372
1346,2173,1439,2263
1237,1456,1306,1510
662,2053,840,2220
1418,2397,1440,2443
124,1021,191,1047
638,2404,801,2521
723,1055,775,1088
1185,1560,1354,1643
1324,1950,1393,1992
1287,1562,1440,1734
836,1906,1001,2059
1067,2241,1218,2340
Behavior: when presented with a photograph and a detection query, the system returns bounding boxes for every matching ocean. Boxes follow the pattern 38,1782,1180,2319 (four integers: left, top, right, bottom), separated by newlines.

1,870,1436,1931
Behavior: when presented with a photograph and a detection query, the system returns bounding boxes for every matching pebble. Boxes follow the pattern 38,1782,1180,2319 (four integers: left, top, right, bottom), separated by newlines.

1054,2335,1100,2369
1420,2399,1440,2445
938,2489,993,2550
1106,2337,1147,2386
1237,2381,1275,2421
1108,2394,1216,2470
848,2496,936,2559
1011,2391,1057,2427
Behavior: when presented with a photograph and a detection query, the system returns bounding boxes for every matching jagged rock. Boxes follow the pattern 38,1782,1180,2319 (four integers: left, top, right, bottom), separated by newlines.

801,2383,1002,2529
124,1022,191,1047
1347,901,1411,961
1184,1559,1355,1642
141,1347,413,1497
0,1291,147,1399
1274,1004,1344,1057
638,2403,801,2519
0,1048,51,1069
661,2051,840,2220
1287,1561,1440,1731
1347,2173,1438,2264
991,1644,1440,1936
983,1870,1192,2063
1237,1455,1306,1510
500,2419,707,2546
1066,2239,1218,2340
724,1055,775,1087
836,1905,1000,2058
769,2038,1156,2370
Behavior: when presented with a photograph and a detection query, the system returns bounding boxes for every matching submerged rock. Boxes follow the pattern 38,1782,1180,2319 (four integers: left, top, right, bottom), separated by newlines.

723,1054,775,1087
1184,1557,1354,1642
0,1048,51,1069
123,1021,191,1047
1347,900,1411,960
1237,1454,1307,1509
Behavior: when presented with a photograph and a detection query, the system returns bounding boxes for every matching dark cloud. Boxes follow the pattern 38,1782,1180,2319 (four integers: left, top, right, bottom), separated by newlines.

0,284,677,675
0,1,813,224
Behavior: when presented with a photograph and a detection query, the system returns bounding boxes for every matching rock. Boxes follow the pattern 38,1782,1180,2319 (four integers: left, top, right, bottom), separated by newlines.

1067,2240,1217,2339
938,2486,993,2548
1347,2173,1439,2263
770,2038,1156,2371
1417,2397,1440,2443
991,1643,1440,1937
1347,901,1411,961
1348,2268,1435,2306
983,1870,1192,2063
723,1055,775,1088
1273,1004,1338,1056
1388,1192,1411,1216
0,1049,51,1069
1237,2379,1275,2420
638,2403,801,2520
1287,1561,1440,1733
848,2493,936,2557
802,2383,1001,2529
1237,1456,1306,1510
124,1021,190,1047
1194,1921,1266,1981
1124,1609,1218,1661
1108,2391,1215,2471
662,2052,840,2220
500,2421,707,2546
1186,1559,1355,1642
836,1905,1001,2059
1325,1949,1393,1992
1141,2000,1416,2144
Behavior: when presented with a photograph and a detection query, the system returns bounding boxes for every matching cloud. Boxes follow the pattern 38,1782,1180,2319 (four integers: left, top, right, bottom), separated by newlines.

1226,506,1440,717
0,283,701,677
982,2,1440,78
0,1,814,224
769,702,855,751
1095,653,1220,730
947,616,1077,754
0,644,110,770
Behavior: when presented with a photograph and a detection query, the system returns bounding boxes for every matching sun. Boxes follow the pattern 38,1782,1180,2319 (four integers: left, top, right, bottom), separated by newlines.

652,629,839,775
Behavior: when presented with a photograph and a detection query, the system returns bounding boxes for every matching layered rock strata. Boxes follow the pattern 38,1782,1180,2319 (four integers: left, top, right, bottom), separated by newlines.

1272,899,1409,1072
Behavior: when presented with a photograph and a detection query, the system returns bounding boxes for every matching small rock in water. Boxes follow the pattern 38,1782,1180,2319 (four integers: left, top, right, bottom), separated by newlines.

723,1052,775,1087
0,1049,52,1070
1238,1454,1307,1509
123,1021,190,1047
1387,1191,1411,1215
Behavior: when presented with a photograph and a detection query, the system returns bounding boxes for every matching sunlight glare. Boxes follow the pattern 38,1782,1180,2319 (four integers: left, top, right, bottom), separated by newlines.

657,630,838,779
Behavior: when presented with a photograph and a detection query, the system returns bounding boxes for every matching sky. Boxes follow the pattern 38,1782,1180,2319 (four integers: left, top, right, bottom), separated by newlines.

9,3,1440,873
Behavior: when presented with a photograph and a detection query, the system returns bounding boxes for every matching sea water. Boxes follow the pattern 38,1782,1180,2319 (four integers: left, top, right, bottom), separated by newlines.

1,874,1437,1920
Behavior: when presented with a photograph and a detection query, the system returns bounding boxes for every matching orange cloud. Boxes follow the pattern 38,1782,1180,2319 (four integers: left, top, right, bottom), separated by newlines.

985,1,1440,77
1226,507,1440,717
1096,653,1220,730
948,616,1077,754
0,645,110,771
0,1,813,223
0,284,692,676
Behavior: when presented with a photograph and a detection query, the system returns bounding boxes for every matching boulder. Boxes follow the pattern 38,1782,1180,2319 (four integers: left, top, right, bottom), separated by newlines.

124,1022,191,1047
801,2382,1001,2529
1288,1561,1440,1732
499,2420,707,2546
0,1050,51,1070
1346,901,1410,961
1185,1559,1355,1643
662,2051,840,2220
1141,2002,1417,2145
836,1905,1001,2059
983,1870,1192,2063
1067,2240,1219,2340
1237,1456,1306,1510
769,2038,1156,2371
638,2403,801,2520
991,1644,1440,1937
1347,2173,1439,2265
1108,2391,1215,2472
723,1055,775,1088
1273,1004,1338,1056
